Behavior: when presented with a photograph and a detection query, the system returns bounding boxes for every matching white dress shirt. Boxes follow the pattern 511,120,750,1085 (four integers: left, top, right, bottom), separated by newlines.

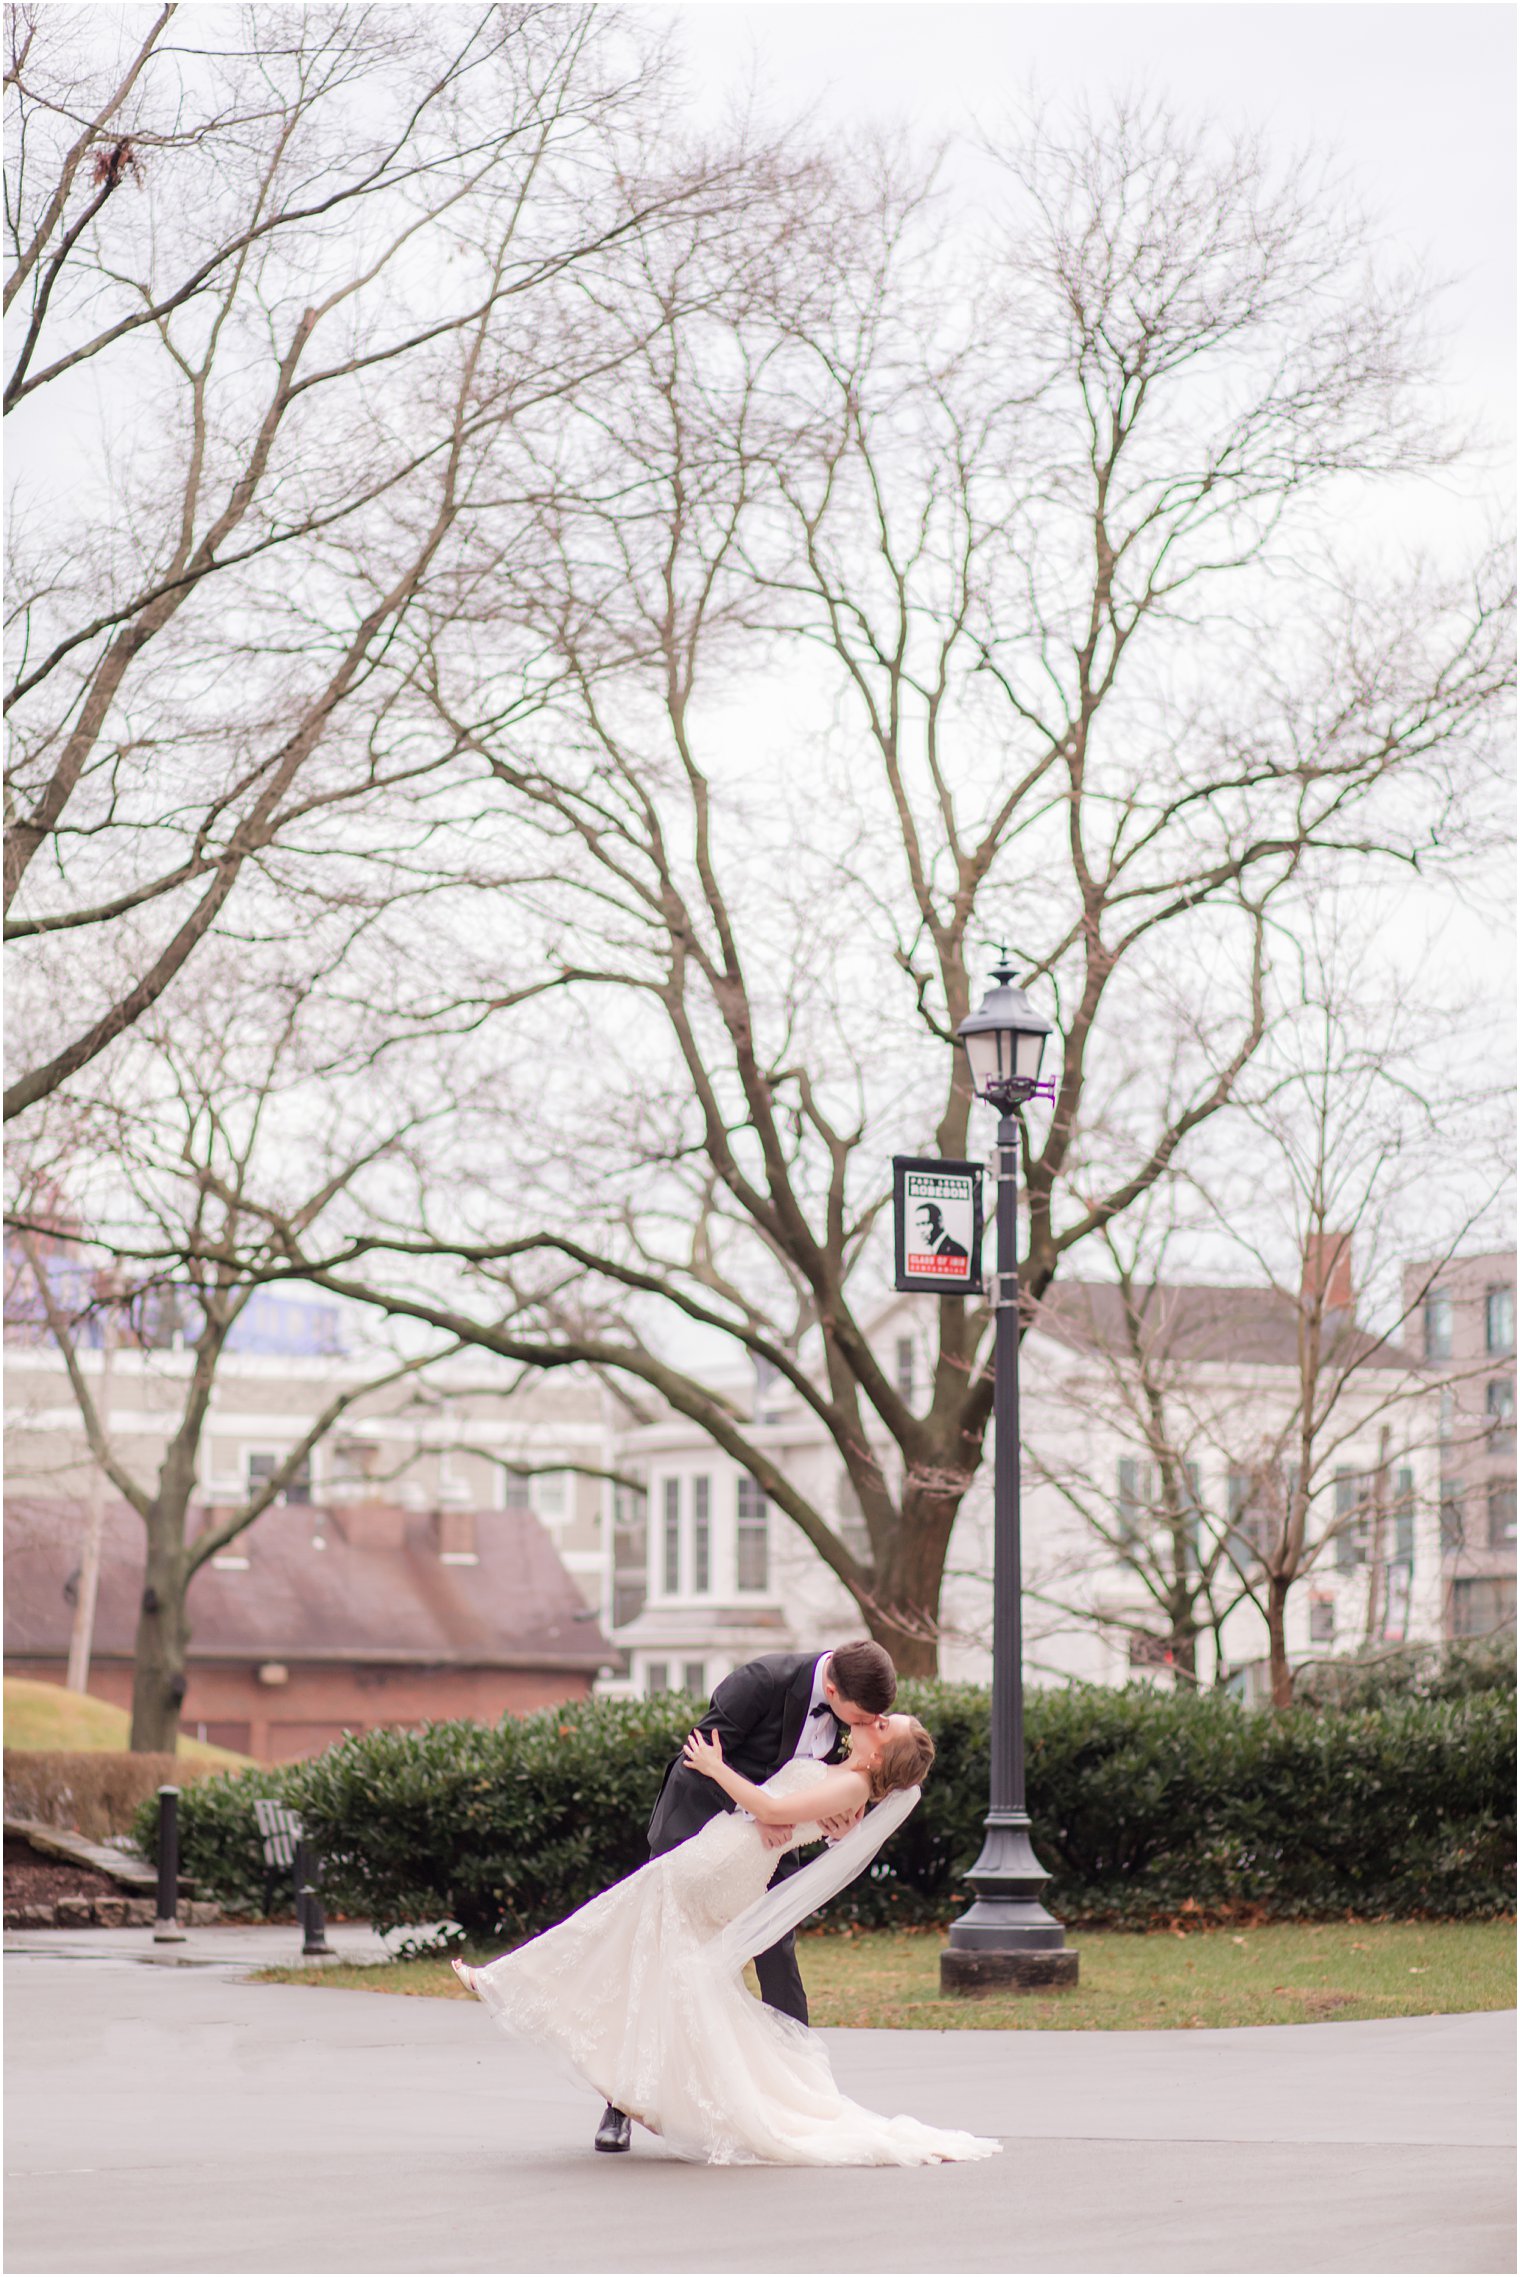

790,1652,839,1762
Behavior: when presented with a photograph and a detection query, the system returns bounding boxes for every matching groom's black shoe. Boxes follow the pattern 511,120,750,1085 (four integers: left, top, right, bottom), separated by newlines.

595,2104,631,2153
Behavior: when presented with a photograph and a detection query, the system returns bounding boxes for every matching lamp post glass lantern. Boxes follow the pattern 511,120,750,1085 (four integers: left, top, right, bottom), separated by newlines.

941,962,1078,1995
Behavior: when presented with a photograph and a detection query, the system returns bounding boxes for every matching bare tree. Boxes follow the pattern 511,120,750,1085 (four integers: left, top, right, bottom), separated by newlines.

1022,1213,1264,1687
3,4,765,1117
5,962,477,1750
220,102,1511,1672
1031,914,1511,1705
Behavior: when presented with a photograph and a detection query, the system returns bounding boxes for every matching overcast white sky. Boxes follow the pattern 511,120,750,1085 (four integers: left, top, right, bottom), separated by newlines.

665,1,1515,452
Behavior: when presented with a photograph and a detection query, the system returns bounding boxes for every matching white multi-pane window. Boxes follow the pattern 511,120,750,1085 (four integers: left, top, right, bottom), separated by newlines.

736,1474,769,1591
1116,1457,1152,1540
1333,1469,1375,1569
662,1478,681,1594
1392,1467,1416,1565
692,1475,711,1593
1424,1290,1453,1361
247,1450,311,1507
683,1660,706,1695
1485,1285,1515,1356
534,1471,568,1525
613,1482,648,1628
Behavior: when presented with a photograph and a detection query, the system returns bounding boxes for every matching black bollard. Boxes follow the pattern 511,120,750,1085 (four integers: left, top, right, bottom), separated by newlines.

153,1785,186,1944
294,1839,333,1958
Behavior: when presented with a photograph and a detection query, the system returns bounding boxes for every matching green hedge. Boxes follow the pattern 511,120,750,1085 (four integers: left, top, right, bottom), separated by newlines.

1293,1633,1516,1712
139,1682,1516,1938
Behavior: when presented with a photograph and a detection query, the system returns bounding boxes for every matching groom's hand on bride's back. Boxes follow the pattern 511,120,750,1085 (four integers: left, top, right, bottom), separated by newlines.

818,1806,866,1840
759,1822,794,1850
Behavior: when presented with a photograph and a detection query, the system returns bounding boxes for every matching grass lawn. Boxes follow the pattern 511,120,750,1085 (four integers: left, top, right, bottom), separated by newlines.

254,1919,1516,2029
3,1676,252,1765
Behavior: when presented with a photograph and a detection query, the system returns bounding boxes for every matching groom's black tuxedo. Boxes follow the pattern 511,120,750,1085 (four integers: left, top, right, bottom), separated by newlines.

646,1650,846,2026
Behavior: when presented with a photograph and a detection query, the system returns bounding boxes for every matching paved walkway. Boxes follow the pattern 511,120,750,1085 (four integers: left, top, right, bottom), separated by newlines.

3,1918,402,1967
5,1947,1514,2273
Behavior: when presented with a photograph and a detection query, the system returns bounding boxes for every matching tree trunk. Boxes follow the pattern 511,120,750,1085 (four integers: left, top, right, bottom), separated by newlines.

128,1515,192,1752
865,1497,961,1677
1266,1573,1293,1712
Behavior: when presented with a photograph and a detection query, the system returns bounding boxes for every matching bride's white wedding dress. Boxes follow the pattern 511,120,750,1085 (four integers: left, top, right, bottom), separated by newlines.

460,1757,1000,2167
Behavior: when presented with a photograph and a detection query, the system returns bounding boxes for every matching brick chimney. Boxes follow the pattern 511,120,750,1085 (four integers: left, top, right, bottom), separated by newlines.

1302,1231,1354,1316
433,1504,478,1565
331,1499,407,1550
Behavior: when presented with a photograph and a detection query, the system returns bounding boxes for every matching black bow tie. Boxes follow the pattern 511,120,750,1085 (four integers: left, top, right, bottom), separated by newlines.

810,1702,837,1720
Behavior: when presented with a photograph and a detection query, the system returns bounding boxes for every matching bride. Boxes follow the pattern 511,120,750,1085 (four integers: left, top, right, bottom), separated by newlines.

454,1712,1001,2168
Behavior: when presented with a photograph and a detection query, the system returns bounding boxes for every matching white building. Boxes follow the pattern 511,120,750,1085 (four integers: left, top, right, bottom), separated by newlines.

9,1235,1510,1714
598,1254,1514,1701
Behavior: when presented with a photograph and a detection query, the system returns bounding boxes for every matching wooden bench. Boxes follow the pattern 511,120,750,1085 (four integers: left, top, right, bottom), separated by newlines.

252,1798,332,1953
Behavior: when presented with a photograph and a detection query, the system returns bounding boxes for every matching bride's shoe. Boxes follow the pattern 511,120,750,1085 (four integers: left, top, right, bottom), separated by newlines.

451,1958,479,1994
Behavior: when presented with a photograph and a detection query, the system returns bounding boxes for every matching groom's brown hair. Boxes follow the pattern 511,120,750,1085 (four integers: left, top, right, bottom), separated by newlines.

827,1639,896,1714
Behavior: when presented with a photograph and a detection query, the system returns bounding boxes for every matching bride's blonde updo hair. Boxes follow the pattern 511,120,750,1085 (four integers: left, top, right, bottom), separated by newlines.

865,1716,935,1802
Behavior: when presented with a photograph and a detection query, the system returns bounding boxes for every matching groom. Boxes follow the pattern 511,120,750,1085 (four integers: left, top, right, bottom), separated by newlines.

593,1639,897,2152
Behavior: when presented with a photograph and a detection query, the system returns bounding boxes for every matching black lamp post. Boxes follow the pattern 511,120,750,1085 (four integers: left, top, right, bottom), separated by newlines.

940,960,1079,1995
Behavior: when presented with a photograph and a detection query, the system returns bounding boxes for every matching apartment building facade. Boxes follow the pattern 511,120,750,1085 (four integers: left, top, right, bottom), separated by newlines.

7,1244,1511,1735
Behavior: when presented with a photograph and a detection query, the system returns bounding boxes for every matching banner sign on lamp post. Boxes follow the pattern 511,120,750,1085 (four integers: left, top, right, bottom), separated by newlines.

892,1158,984,1294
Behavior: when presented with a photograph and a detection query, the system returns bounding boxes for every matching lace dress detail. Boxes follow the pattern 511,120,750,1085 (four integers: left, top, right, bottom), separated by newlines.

465,1758,1000,2167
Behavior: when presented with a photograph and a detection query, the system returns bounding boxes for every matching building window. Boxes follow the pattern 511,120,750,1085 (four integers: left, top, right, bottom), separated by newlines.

1424,1290,1453,1362
692,1475,711,1594
1178,1461,1204,1570
1127,1632,1172,1670
682,1660,706,1696
1440,1479,1466,1553
247,1451,312,1507
1487,1483,1517,1549
1226,1471,1267,1569
753,1356,783,1424
1486,1287,1515,1356
533,1471,568,1525
1117,1458,1153,1541
1486,1379,1516,1455
1333,1470,1369,1570
736,1475,769,1591
501,1470,532,1511
1393,1468,1415,1565
612,1482,647,1629
1438,1387,1456,1442
662,1478,681,1595
834,1471,872,1565
895,1336,915,1402
645,1661,671,1695
1308,1595,1336,1645
1450,1576,1518,1639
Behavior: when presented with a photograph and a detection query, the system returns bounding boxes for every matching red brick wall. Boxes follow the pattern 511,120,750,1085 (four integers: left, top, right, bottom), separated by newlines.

8,1658,594,1762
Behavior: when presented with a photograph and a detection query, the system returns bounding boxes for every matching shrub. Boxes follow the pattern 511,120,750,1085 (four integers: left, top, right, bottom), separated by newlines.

131,1761,294,1912
1293,1634,1517,1712
155,1682,1516,1937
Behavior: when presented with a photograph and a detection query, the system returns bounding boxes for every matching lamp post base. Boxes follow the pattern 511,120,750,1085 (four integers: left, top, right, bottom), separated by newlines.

940,1809,1077,1993
940,1946,1079,1995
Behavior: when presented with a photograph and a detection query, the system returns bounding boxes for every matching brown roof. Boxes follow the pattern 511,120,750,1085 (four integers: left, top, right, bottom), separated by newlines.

1032,1280,1414,1372
4,1497,610,1671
